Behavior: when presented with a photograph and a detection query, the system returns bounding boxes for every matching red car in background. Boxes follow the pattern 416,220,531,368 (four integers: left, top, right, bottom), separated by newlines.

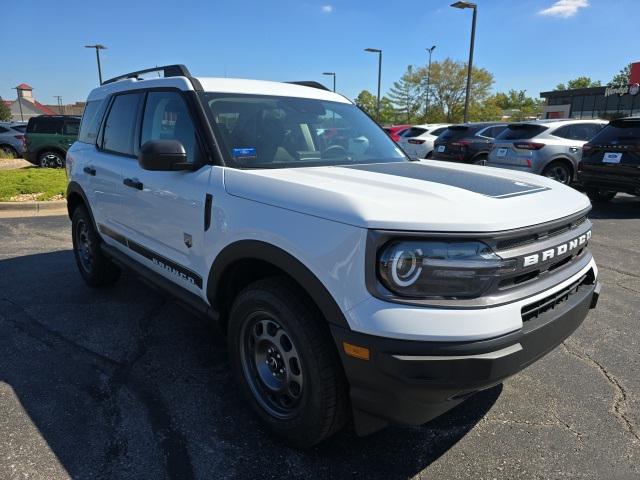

383,124,411,143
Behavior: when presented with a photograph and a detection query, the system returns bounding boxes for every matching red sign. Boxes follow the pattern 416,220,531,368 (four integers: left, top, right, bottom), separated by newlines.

630,62,640,85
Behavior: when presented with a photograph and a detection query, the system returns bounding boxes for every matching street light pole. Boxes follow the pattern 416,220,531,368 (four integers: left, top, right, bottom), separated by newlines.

84,44,107,85
425,45,436,121
54,96,64,114
365,48,382,122
14,87,24,122
451,1,477,123
322,72,336,92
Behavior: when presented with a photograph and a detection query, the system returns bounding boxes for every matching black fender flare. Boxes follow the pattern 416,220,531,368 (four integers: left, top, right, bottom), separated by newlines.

207,240,350,330
66,181,98,231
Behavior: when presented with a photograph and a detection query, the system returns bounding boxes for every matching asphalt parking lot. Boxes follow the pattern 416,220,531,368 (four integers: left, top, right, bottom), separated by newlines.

0,197,639,480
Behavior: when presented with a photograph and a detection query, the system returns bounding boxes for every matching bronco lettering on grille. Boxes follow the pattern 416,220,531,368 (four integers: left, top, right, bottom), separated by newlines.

522,230,591,267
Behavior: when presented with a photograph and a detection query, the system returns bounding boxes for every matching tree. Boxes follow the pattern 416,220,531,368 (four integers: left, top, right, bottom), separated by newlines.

354,90,377,117
416,58,494,123
493,89,544,120
0,98,11,122
554,76,601,91
387,66,422,124
610,64,631,86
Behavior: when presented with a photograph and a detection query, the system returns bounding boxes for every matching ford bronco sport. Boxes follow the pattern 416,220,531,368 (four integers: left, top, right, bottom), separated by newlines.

66,65,600,447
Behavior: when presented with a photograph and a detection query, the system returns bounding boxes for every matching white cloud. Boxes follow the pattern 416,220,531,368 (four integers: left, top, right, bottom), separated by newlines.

539,0,589,18
321,5,333,13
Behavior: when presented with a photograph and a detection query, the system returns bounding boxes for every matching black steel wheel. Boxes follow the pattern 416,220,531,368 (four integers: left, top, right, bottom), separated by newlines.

240,315,304,419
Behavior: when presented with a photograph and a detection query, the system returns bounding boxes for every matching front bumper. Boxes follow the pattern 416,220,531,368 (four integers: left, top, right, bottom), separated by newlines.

331,271,599,435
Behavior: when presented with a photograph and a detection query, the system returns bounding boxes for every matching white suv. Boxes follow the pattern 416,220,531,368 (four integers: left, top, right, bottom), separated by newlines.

66,65,600,447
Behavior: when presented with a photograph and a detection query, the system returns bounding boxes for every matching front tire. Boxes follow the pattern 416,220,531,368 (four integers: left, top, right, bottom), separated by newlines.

38,150,64,168
228,277,348,447
71,205,121,287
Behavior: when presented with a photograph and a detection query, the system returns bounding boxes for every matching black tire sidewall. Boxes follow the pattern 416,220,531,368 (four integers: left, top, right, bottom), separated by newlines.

544,162,571,184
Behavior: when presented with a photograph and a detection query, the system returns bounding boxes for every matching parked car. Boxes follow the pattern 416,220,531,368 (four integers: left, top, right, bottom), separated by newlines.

578,117,640,201
383,124,410,142
25,115,81,167
0,122,27,158
432,122,507,165
66,64,599,447
397,124,450,159
487,119,607,185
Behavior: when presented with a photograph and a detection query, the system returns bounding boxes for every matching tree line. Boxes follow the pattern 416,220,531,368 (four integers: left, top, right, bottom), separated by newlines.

355,59,633,125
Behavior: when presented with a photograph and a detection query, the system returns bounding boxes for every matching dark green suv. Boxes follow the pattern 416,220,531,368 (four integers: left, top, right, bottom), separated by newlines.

25,115,81,167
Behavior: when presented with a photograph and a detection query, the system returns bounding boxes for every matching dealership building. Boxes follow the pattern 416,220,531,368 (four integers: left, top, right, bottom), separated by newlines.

540,62,640,119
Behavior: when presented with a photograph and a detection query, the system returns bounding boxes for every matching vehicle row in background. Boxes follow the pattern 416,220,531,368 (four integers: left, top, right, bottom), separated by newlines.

383,124,410,142
432,122,507,165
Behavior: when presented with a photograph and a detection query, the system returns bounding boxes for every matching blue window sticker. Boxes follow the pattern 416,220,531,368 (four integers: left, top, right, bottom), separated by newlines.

232,147,257,158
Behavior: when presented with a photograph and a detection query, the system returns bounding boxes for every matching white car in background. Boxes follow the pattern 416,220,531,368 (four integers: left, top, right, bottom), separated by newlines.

398,124,451,159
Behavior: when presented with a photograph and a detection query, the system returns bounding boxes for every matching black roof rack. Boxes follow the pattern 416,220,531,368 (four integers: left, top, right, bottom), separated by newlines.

287,81,330,91
102,64,192,85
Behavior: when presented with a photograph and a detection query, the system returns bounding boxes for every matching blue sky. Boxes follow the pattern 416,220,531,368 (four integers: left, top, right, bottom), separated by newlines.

2,0,638,105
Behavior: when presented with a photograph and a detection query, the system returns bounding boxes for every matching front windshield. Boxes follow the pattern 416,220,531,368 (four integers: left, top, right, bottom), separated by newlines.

200,92,408,168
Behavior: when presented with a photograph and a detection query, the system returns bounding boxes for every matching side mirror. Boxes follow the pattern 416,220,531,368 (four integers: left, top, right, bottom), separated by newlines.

138,140,193,171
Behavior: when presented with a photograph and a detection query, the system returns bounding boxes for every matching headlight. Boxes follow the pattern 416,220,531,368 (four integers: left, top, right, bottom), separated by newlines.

378,240,516,299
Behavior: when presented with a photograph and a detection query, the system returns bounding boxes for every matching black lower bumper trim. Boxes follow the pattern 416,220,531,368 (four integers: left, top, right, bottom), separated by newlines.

331,277,598,435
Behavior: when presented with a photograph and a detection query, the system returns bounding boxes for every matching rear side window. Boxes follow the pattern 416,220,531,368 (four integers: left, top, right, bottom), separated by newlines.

404,127,427,137
29,118,62,134
439,126,470,141
553,123,602,141
102,93,143,155
63,120,80,136
497,124,547,140
79,101,107,144
590,121,640,146
0,126,8,133
12,125,26,133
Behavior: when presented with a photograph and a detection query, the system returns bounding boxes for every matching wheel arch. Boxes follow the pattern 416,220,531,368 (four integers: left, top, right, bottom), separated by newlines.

207,240,350,332
66,181,98,230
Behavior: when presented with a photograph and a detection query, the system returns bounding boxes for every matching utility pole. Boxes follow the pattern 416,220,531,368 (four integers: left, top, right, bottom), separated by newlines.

365,48,383,122
451,2,477,123
54,96,64,114
425,45,436,121
84,44,107,85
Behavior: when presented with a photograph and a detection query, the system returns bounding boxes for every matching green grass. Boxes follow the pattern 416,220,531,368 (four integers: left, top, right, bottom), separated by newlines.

0,167,67,201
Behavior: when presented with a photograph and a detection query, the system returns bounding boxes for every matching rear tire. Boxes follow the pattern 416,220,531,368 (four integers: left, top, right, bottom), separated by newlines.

542,161,572,184
0,145,17,158
473,155,487,166
38,150,64,168
586,188,616,203
228,277,349,447
71,205,121,287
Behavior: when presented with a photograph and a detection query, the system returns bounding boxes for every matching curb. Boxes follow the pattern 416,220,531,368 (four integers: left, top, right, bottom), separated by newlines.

0,200,67,215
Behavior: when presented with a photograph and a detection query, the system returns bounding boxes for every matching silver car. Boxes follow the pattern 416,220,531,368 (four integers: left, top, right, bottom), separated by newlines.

487,119,607,184
0,122,27,158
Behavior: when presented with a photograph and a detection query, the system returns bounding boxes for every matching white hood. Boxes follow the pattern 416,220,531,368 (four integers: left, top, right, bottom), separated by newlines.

223,160,591,232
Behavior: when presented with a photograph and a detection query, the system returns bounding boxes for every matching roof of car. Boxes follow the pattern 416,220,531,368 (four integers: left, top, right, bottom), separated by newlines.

507,119,607,127
87,75,351,104
407,123,451,129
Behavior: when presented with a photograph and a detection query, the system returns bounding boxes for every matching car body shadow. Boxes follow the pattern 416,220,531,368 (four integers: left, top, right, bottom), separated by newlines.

588,194,640,220
0,250,500,480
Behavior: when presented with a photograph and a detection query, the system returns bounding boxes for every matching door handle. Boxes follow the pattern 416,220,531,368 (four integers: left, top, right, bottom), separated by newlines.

123,178,143,190
83,166,96,176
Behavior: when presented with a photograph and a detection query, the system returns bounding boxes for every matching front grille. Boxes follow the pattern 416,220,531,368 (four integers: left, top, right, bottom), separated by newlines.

521,269,593,322
496,215,586,251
